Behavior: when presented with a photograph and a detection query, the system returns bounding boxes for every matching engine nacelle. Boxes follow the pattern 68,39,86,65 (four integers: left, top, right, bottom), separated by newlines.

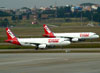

38,44,46,48
72,38,79,42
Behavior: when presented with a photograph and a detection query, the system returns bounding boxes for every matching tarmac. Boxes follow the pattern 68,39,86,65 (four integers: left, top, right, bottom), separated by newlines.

0,53,100,73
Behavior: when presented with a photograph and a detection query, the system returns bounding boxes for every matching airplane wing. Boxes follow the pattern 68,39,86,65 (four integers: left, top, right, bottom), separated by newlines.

26,42,47,49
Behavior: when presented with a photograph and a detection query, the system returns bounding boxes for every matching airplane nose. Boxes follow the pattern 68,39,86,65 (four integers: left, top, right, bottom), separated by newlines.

91,35,99,39
95,35,99,38
97,35,99,38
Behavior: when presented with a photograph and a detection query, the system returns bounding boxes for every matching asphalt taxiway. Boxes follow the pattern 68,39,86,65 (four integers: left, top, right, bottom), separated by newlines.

0,53,100,73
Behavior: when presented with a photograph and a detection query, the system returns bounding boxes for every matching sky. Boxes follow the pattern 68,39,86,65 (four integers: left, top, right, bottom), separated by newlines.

0,0,100,9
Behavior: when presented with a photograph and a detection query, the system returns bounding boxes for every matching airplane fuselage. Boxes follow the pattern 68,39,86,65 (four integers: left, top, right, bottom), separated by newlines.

17,38,70,46
54,32,99,39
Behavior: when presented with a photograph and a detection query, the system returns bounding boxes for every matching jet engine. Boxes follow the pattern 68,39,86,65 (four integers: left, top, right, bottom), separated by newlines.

72,38,79,42
38,44,46,48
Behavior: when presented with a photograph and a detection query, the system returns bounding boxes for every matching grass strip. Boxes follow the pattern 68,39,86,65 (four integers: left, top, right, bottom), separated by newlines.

0,43,100,49
67,50,100,53
0,50,65,53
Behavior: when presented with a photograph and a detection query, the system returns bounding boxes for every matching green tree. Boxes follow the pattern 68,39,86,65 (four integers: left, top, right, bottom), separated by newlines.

0,11,11,17
0,18,9,27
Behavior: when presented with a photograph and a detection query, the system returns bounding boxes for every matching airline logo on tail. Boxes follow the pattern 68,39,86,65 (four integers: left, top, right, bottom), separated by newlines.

44,25,51,33
7,29,15,39
5,28,21,45
43,24,55,38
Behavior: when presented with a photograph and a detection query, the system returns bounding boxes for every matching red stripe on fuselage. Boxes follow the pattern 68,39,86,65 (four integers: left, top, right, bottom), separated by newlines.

48,39,59,43
80,33,89,37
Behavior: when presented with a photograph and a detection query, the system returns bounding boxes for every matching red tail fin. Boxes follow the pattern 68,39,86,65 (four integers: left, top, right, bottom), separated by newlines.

43,24,52,34
43,24,55,38
5,28,20,45
6,27,16,39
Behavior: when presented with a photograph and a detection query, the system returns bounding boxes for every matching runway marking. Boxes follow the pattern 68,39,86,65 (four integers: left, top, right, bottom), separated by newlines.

0,58,57,65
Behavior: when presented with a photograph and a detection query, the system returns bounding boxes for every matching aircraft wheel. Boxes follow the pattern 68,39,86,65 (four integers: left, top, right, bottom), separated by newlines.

35,46,38,50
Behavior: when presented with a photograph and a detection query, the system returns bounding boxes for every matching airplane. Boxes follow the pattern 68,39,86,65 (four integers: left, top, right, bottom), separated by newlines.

43,24,99,42
5,27,71,50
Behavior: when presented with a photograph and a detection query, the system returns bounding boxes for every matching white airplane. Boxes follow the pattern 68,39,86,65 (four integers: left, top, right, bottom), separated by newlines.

5,28,71,50
43,24,99,42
